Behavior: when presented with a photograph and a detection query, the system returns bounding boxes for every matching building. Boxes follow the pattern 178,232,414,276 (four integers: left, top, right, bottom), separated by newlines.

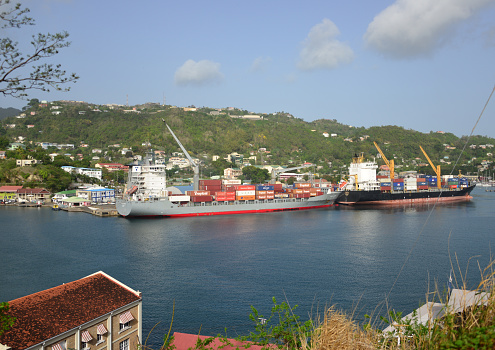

0,186,23,201
16,159,41,167
76,188,115,203
16,188,51,203
52,190,77,203
76,168,102,181
223,167,242,179
0,271,142,350
95,163,127,172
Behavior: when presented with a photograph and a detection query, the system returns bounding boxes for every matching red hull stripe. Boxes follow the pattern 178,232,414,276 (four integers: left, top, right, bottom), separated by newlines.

126,204,333,218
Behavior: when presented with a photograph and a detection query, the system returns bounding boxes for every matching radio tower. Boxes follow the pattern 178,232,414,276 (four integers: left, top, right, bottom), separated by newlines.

126,94,129,106
163,93,166,106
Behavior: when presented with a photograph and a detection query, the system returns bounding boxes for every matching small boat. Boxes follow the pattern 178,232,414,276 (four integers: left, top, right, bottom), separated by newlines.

52,204,60,211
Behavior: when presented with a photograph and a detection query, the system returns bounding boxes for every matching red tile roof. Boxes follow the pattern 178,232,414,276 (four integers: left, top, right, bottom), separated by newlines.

0,186,23,192
0,272,141,350
172,333,272,350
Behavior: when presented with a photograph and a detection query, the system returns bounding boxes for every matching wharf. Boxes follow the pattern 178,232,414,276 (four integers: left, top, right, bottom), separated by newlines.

61,204,119,217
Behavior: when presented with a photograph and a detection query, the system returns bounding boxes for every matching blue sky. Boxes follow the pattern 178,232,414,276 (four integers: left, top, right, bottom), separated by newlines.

2,0,495,137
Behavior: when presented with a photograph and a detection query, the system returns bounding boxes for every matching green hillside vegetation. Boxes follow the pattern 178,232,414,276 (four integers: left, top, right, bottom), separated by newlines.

1,102,494,180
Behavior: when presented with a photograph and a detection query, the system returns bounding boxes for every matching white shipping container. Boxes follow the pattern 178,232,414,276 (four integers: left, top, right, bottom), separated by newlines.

168,195,190,202
236,190,256,196
405,184,417,190
222,179,242,185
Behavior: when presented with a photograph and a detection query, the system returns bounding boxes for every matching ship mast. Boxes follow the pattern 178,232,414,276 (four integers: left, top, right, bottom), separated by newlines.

163,121,199,191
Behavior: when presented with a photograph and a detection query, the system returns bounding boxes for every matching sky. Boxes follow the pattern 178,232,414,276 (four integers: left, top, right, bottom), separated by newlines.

1,0,495,137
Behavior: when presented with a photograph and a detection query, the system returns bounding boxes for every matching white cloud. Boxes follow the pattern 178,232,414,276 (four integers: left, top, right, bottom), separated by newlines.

251,56,272,72
364,0,494,59
174,59,224,86
297,18,354,71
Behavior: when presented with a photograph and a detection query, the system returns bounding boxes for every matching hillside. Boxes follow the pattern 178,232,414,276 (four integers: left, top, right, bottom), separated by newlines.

0,107,21,120
1,102,494,176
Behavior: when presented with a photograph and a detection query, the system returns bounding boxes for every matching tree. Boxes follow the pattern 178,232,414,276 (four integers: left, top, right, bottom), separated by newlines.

242,166,270,184
0,0,78,98
0,302,15,336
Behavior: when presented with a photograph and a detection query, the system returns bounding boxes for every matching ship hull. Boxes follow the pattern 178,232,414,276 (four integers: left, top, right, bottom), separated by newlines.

335,185,475,205
116,192,339,218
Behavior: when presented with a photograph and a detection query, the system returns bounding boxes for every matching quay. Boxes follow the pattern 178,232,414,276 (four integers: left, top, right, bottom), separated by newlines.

60,203,119,217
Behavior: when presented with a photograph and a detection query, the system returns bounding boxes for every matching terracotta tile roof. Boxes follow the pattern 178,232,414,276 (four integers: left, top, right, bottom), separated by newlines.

172,333,273,350
0,272,141,350
0,186,23,192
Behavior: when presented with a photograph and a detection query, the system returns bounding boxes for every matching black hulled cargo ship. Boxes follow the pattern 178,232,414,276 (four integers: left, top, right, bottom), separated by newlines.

335,153,475,206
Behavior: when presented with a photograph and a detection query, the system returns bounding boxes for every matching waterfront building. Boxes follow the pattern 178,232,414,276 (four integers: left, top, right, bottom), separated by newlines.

0,186,23,201
0,271,142,350
16,188,51,203
76,188,115,203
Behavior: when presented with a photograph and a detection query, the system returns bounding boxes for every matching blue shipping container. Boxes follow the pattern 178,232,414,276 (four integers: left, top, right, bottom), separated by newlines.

257,185,274,191
381,182,391,186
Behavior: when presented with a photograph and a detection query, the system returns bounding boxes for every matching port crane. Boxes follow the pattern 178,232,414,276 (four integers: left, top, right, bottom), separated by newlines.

419,146,442,189
270,164,313,184
163,120,199,191
373,142,394,182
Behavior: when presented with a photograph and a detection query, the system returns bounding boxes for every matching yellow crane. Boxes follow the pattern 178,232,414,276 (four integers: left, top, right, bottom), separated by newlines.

419,146,441,189
373,142,394,182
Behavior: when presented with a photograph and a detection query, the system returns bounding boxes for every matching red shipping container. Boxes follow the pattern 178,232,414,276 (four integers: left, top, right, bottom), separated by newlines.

381,186,391,191
257,195,267,200
199,180,222,186
392,179,404,183
235,185,256,190
417,185,429,190
187,190,210,196
224,186,236,192
294,193,310,198
295,183,312,188
273,184,283,192
256,190,267,195
267,195,275,199
190,195,213,202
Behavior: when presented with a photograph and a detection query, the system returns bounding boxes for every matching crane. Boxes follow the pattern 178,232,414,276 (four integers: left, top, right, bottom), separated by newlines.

270,164,313,184
163,120,199,191
373,141,394,181
419,146,441,189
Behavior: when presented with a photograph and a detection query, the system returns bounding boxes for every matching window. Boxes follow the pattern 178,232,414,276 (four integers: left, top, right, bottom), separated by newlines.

97,334,103,343
119,321,130,331
81,341,88,350
119,339,129,350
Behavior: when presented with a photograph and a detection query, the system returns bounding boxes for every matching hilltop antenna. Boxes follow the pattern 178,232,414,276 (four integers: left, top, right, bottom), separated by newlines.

163,93,166,106
126,94,129,106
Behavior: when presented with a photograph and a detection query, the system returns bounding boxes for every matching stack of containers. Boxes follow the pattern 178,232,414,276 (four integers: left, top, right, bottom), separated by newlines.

404,178,417,191
392,178,404,191
199,179,222,196
235,184,256,200
256,185,275,200
447,177,459,189
380,182,392,191
459,177,469,188
215,191,236,201
426,175,438,188
416,177,428,190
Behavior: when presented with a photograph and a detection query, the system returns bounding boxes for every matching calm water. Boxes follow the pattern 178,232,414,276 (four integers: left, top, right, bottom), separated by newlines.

1,187,494,346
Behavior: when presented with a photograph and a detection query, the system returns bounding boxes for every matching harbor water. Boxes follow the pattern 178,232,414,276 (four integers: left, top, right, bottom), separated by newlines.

1,187,493,347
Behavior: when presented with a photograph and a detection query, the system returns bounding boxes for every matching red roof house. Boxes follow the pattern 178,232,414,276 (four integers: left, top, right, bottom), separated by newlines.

0,271,142,350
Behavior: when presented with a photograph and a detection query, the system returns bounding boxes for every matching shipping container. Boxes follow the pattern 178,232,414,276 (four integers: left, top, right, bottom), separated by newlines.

236,195,256,201
381,186,392,191
190,195,213,202
295,183,312,188
380,182,391,187
293,193,311,198
257,185,274,191
256,190,267,195
417,185,429,190
186,190,210,196
417,181,427,186
235,185,256,191
273,184,283,192
257,195,267,200
168,195,191,202
236,190,256,196
275,193,289,198
392,179,404,183
449,185,458,189
222,179,242,185
199,179,222,186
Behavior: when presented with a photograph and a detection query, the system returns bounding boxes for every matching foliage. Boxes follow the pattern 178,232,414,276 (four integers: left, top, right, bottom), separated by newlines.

241,297,313,350
0,302,15,337
0,0,78,98
242,166,270,184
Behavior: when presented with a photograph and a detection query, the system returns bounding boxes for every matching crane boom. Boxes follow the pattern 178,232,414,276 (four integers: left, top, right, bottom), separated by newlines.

164,121,199,191
419,146,441,189
373,142,394,181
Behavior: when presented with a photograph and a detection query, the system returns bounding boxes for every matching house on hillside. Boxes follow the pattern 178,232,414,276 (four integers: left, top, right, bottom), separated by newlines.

0,271,142,350
76,188,115,203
